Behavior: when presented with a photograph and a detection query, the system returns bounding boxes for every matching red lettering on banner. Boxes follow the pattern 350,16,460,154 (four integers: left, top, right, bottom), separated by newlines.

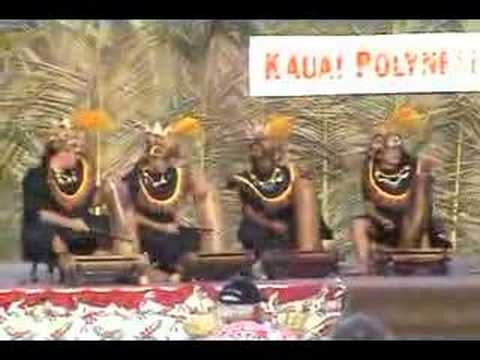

319,56,332,76
265,53,280,80
288,55,301,79
375,53,389,77
439,51,448,74
302,56,316,78
356,51,371,77
336,55,343,78
405,52,418,75
423,52,437,75
393,56,405,77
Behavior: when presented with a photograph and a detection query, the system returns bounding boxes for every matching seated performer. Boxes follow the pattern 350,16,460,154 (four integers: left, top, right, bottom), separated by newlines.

122,117,223,283
227,114,332,279
21,116,111,282
349,104,450,273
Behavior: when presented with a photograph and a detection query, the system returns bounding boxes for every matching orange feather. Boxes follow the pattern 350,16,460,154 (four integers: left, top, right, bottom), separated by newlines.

380,104,427,136
265,114,295,141
170,116,202,137
72,110,115,132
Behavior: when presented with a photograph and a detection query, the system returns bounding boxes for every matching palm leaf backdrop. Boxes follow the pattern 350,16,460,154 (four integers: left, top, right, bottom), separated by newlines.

1,19,480,260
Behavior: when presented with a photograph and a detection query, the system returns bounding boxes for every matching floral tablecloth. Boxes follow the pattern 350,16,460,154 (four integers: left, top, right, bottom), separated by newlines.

0,278,347,340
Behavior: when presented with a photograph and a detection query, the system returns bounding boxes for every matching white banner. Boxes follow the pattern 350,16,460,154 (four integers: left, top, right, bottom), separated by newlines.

249,33,480,96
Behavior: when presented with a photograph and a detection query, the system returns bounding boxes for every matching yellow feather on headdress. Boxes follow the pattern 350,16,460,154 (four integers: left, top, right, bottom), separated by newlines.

264,114,295,141
72,109,115,132
169,116,202,137
380,104,428,137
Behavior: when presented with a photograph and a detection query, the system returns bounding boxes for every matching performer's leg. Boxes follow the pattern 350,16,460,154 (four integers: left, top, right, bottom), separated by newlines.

30,262,38,283
400,175,431,248
237,219,270,279
350,217,373,273
24,224,56,282
237,218,270,256
51,233,71,283
430,217,451,249
141,227,185,283
52,233,69,254
85,214,112,252
172,227,202,282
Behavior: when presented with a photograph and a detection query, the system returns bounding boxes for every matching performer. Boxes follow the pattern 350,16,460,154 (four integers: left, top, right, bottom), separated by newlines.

21,112,140,283
349,104,450,273
227,114,332,279
122,117,223,283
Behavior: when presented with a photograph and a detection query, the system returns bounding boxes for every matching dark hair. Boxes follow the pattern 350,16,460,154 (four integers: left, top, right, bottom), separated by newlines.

40,142,58,168
218,277,263,305
331,313,392,340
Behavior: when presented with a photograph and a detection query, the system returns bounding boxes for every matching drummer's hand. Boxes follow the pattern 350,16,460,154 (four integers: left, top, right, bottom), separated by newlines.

164,223,180,235
418,155,438,175
271,221,288,235
380,218,395,232
70,218,90,233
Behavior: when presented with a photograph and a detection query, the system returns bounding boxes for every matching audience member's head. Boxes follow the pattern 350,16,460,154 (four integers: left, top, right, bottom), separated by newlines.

331,313,393,340
218,277,264,323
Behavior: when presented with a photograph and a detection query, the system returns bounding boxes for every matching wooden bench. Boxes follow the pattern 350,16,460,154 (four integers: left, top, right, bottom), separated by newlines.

182,240,339,281
58,253,150,286
372,247,454,276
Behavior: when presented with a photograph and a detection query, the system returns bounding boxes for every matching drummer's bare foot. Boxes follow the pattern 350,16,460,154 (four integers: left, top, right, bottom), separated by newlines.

350,262,371,276
93,249,110,256
138,275,150,286
30,263,38,283
168,273,182,284
251,260,268,281
149,269,170,283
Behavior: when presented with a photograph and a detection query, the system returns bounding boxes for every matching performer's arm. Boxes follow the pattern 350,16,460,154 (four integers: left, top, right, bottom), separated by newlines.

39,210,89,232
135,213,179,234
242,203,281,230
365,201,394,230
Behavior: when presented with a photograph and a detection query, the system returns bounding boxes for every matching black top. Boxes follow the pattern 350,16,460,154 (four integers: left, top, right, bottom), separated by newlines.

21,165,98,262
124,167,176,223
233,166,293,216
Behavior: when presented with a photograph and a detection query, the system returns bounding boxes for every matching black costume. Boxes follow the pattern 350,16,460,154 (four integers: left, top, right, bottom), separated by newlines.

21,161,110,265
125,166,199,273
359,151,449,248
231,165,332,256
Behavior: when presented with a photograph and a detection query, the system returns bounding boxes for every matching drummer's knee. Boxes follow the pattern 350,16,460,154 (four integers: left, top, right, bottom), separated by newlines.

349,217,372,240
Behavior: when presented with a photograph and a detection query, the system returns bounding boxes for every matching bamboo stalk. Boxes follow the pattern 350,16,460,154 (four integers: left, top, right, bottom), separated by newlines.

95,20,103,189
451,122,464,249
93,20,103,216
321,114,329,222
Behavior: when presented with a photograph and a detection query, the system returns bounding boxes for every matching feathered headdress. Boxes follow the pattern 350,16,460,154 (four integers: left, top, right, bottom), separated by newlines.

47,117,78,144
47,109,114,147
145,116,203,158
146,116,202,138
72,109,115,132
377,104,429,138
246,113,296,142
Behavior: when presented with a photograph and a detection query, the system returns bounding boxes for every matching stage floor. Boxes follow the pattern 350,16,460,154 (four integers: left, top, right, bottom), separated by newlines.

2,261,480,288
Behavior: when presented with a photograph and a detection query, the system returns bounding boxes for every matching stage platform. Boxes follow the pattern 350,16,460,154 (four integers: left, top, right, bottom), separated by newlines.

1,263,480,339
